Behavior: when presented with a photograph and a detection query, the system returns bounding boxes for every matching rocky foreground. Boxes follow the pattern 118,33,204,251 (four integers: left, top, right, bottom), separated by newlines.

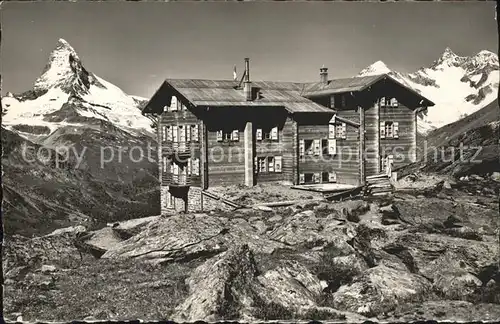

3,174,500,322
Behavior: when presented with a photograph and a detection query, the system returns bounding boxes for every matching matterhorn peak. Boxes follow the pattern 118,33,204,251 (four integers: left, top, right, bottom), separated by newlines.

33,38,102,96
358,60,392,77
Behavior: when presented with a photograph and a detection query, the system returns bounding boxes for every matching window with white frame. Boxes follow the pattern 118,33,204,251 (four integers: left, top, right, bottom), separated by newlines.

171,96,178,111
257,157,267,173
380,121,399,139
217,129,239,142
191,124,199,142
321,139,337,156
268,157,275,172
335,122,347,139
256,126,279,141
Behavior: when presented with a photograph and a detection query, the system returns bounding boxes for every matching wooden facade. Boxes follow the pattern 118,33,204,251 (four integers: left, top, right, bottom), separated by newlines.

143,66,433,213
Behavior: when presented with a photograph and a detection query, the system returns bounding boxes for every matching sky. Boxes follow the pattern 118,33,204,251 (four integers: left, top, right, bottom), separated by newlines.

1,1,497,98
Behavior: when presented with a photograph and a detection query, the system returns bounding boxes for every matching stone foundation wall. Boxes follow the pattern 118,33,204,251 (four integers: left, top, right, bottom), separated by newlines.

160,186,234,214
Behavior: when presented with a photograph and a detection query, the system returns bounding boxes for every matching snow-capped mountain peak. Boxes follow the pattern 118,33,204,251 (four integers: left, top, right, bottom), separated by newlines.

2,38,154,140
357,47,499,134
358,60,392,76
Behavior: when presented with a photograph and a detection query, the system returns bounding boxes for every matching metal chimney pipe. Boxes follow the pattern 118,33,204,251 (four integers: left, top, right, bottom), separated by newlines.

244,58,252,101
244,58,250,82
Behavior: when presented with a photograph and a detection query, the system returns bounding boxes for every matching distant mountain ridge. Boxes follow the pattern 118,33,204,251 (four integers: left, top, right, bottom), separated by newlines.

358,48,499,134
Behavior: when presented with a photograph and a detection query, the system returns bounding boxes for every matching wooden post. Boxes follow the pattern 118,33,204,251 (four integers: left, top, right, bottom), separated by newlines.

244,121,254,186
359,106,366,185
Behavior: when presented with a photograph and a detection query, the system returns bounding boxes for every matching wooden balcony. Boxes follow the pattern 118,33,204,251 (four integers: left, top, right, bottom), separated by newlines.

163,141,193,157
165,173,192,187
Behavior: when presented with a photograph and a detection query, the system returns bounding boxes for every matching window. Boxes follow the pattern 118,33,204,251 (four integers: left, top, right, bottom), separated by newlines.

172,125,178,142
268,157,275,172
380,97,386,107
231,130,239,141
258,157,267,173
380,121,399,139
332,94,347,109
256,129,263,141
256,126,279,141
271,127,278,140
171,96,178,111
167,126,173,141
335,122,346,139
192,158,200,176
179,125,186,142
390,98,398,107
163,105,169,112
322,172,329,183
329,171,337,183
275,156,282,173
381,155,394,173
303,140,314,155
299,173,305,184
217,129,239,142
322,139,337,155
313,139,321,155
313,172,321,183
162,156,168,172
328,124,336,139
191,125,199,142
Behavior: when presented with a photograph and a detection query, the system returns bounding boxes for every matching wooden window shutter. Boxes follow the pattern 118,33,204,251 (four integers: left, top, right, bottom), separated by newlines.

313,139,321,155
194,158,200,176
341,123,347,139
170,162,175,174
162,156,167,172
380,97,385,107
275,156,282,173
162,126,166,142
313,172,320,183
172,125,178,142
299,139,305,156
328,171,337,183
173,163,179,175
192,124,199,142
299,173,305,184
167,126,173,141
187,158,192,175
186,124,191,142
392,98,398,107
328,139,337,155
329,124,336,139
179,125,186,142
271,127,278,140
393,122,399,138
232,129,239,141
216,130,223,142
256,128,263,141
171,96,178,111
380,122,386,139
268,157,275,172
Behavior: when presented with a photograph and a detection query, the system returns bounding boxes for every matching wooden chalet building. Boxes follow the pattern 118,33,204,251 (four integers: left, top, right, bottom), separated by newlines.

142,58,434,213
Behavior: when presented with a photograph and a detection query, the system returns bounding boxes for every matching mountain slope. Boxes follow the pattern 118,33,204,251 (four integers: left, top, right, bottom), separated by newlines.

2,38,154,139
1,39,160,236
359,48,499,133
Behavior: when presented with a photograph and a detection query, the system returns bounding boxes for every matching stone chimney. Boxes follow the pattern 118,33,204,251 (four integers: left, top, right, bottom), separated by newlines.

320,65,328,84
244,58,252,101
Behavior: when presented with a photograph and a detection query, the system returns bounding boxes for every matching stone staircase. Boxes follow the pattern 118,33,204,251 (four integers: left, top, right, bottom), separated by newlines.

364,173,394,197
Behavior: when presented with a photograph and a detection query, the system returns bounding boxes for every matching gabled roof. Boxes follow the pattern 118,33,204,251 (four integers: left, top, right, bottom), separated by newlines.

156,79,335,114
303,74,435,106
142,73,434,115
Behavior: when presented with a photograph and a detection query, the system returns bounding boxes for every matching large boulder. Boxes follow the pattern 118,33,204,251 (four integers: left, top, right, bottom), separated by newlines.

102,214,287,261
172,244,258,322
331,265,431,317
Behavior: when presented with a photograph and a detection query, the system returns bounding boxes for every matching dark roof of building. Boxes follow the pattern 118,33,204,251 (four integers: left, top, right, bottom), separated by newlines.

154,79,334,114
142,73,434,115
